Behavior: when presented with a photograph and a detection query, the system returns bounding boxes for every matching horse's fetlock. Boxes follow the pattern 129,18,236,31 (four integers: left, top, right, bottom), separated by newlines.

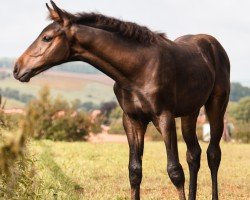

187,146,201,170
207,145,221,170
207,145,221,161
167,164,185,188
129,163,142,186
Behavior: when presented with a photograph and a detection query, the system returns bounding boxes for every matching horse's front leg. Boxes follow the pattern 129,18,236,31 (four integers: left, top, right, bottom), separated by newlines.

123,113,148,200
153,112,186,200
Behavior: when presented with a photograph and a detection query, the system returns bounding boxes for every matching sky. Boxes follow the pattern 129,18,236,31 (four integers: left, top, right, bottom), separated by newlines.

0,0,249,84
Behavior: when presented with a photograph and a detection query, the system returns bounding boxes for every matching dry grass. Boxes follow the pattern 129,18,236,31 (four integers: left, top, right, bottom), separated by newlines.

0,130,41,200
30,140,250,200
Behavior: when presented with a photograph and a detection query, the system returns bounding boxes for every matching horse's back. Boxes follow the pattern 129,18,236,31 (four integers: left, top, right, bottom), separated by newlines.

174,34,230,80
172,34,230,116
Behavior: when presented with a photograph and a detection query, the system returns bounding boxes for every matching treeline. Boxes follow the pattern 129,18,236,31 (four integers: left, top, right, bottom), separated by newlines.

227,96,250,143
0,87,34,104
230,82,250,101
0,57,100,74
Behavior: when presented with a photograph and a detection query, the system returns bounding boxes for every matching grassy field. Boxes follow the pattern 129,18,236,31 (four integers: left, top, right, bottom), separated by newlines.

29,140,250,200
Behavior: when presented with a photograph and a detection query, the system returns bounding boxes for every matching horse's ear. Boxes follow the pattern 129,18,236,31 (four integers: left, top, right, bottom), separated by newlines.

46,1,71,27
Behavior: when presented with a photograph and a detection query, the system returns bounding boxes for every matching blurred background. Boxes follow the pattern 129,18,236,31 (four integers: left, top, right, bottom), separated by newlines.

0,0,249,142
0,1,249,199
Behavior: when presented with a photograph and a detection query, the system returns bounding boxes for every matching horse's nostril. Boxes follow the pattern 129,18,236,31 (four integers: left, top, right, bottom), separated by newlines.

13,67,17,73
13,64,21,79
13,64,19,74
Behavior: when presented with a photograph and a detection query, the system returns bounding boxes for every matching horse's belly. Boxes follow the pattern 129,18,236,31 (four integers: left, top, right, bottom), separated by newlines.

174,78,214,117
174,99,205,117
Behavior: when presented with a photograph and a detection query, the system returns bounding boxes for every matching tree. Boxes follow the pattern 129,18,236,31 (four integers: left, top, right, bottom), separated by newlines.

100,101,117,117
230,82,250,101
81,101,98,111
23,86,52,138
110,106,123,119
23,86,92,141
71,98,82,110
232,97,250,122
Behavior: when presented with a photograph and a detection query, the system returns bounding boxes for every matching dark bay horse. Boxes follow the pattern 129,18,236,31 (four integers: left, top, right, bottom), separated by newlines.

13,1,230,200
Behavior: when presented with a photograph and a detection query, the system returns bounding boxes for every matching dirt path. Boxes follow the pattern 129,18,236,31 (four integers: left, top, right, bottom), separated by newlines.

88,133,128,143
88,133,151,143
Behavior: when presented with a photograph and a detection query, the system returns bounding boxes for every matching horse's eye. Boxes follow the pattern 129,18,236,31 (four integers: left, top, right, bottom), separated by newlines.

42,36,53,42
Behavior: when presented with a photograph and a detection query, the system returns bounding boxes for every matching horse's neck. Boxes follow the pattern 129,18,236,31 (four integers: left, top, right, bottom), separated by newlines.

71,24,150,87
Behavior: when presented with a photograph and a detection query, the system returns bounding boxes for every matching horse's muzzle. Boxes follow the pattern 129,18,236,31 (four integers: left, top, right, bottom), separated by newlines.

13,63,31,82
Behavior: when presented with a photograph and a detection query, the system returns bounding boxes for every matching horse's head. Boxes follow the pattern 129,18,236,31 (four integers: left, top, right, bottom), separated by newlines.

14,1,74,82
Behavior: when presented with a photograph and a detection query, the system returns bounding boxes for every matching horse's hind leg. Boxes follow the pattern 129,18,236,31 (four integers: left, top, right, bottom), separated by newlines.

205,91,229,200
181,111,201,200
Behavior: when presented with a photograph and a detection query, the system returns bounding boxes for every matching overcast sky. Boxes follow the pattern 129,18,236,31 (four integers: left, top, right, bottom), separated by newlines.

0,0,249,84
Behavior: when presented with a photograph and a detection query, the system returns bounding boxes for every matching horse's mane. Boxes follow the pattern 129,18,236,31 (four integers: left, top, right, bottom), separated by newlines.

65,12,167,44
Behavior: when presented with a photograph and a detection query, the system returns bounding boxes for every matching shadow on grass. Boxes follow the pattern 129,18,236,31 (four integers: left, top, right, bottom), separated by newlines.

38,141,84,200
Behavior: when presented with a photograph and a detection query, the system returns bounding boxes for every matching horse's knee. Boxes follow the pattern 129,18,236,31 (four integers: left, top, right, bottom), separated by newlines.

129,163,142,187
187,145,202,172
207,145,221,170
167,163,185,188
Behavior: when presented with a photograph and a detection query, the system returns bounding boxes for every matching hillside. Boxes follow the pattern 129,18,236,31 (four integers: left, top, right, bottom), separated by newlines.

0,70,115,108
